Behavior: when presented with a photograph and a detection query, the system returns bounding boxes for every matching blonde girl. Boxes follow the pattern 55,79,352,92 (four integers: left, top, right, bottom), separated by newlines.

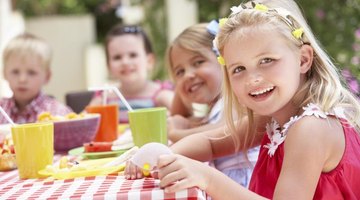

154,0,360,199
167,23,259,187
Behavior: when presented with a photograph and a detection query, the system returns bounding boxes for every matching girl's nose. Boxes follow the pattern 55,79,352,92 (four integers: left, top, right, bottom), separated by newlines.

246,72,263,86
184,67,196,79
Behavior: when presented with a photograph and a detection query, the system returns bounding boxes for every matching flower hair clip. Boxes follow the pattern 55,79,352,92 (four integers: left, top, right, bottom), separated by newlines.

292,28,304,39
230,1,267,15
217,56,226,65
219,18,228,28
229,1,305,43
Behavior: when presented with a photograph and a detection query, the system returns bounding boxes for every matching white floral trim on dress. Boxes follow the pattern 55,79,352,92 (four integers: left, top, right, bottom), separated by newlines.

264,103,345,157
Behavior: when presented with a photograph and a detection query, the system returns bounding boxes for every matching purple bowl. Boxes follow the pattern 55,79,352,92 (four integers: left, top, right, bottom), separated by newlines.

54,114,100,152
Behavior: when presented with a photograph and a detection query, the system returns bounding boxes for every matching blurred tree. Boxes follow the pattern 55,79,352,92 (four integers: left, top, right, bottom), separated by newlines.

195,0,360,89
14,0,360,83
15,0,121,43
136,0,168,80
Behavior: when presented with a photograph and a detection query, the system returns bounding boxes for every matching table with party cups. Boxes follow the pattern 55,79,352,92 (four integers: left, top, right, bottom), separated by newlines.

0,104,206,200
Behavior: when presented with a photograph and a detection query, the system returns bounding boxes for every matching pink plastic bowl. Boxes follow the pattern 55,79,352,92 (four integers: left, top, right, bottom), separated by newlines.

54,114,100,152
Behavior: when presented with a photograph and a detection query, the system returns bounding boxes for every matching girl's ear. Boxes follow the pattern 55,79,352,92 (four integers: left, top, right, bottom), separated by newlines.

299,44,313,74
146,53,156,71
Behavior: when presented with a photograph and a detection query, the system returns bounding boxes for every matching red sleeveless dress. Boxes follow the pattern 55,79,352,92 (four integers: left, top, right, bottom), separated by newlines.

249,104,360,199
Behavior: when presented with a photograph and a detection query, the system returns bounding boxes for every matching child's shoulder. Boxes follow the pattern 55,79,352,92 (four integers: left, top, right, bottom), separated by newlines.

154,80,174,91
39,95,73,115
0,97,11,105
286,103,345,137
284,105,347,173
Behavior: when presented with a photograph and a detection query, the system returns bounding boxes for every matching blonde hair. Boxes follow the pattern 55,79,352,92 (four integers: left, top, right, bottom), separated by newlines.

3,33,52,71
216,0,360,151
165,23,216,80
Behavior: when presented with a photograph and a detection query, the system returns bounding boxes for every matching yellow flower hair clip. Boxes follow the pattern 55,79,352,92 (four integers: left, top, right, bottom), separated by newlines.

219,18,228,28
254,3,268,12
292,28,304,39
217,56,226,65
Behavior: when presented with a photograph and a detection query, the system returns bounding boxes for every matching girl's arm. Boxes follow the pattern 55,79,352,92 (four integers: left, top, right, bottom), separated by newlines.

273,116,344,199
168,115,225,143
160,116,344,199
170,124,233,161
171,115,267,161
158,154,267,200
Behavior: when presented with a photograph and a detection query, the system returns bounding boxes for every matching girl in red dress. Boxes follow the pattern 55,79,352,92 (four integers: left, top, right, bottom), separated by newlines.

155,0,360,199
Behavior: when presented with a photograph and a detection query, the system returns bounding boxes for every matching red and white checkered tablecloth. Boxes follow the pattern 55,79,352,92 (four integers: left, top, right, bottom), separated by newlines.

0,170,206,200
0,155,206,200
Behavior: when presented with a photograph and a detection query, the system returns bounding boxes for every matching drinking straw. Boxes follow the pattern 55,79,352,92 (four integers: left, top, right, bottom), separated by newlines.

88,86,133,111
0,106,15,126
102,89,107,106
110,86,133,111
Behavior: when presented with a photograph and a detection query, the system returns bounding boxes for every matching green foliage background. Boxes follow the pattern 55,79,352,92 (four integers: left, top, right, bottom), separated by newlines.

16,0,360,81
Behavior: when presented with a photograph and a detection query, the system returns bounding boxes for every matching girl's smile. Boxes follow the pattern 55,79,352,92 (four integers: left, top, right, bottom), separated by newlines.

248,86,275,101
186,81,204,93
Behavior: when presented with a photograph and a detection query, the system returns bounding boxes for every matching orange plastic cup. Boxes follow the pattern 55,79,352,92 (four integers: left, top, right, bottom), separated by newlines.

86,104,119,142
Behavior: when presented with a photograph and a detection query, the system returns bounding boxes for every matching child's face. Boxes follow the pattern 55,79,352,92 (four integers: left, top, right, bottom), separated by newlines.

170,45,222,105
4,55,50,104
107,34,154,84
223,29,309,119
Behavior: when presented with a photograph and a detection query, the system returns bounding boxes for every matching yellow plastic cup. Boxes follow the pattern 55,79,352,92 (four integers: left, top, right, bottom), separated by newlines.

11,122,54,179
128,107,167,147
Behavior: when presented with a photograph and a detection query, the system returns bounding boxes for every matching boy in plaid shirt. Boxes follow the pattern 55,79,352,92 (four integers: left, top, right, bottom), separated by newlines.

0,33,72,124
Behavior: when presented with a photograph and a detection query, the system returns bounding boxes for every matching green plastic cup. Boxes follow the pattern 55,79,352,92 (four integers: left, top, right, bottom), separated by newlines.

128,107,167,147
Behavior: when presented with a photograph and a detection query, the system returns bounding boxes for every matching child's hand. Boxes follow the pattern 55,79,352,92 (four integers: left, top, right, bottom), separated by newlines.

124,160,144,180
157,154,210,193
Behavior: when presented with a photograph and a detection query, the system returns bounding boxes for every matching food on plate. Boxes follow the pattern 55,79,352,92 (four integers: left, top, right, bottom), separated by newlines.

45,156,88,174
37,112,87,122
84,142,113,152
0,135,17,171
39,157,126,179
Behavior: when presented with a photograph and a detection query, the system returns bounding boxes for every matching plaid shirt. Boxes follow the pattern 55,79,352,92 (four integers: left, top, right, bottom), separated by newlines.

0,93,72,124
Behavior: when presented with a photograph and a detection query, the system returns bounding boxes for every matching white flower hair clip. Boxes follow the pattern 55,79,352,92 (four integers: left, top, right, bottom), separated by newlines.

228,1,305,44
230,5,245,15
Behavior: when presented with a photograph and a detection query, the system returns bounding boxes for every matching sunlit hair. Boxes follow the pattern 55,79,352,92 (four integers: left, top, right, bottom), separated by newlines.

3,33,52,72
165,23,215,81
104,24,153,66
216,0,360,151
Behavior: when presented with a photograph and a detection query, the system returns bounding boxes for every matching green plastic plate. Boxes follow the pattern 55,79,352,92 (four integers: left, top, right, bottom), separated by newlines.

68,147,130,159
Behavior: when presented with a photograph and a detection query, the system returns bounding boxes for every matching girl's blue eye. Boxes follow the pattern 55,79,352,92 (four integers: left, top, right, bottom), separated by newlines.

260,58,273,64
232,66,245,74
